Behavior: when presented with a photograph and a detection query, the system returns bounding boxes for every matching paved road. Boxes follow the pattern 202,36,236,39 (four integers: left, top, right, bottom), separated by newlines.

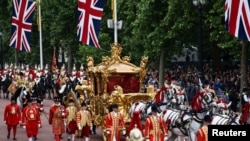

0,94,105,141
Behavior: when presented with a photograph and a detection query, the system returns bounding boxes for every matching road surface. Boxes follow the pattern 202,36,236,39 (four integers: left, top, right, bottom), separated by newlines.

0,95,105,141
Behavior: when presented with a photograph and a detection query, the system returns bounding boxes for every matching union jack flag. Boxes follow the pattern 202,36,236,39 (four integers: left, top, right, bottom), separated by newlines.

9,0,36,52
225,0,250,41
77,0,105,48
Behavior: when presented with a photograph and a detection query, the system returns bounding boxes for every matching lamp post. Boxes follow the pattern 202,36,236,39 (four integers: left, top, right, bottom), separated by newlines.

193,0,205,83
0,28,2,69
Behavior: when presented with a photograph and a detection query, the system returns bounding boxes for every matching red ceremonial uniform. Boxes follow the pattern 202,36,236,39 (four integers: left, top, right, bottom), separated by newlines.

49,104,66,135
65,104,77,134
127,111,143,137
145,115,168,141
4,104,21,125
76,109,92,138
105,111,126,141
4,103,21,139
196,126,208,141
22,105,41,138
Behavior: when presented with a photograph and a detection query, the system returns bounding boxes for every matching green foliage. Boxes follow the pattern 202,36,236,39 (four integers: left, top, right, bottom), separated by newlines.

0,0,245,69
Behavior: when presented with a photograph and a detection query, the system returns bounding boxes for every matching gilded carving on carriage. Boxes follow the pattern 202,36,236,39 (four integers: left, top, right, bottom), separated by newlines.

75,80,93,105
85,43,153,140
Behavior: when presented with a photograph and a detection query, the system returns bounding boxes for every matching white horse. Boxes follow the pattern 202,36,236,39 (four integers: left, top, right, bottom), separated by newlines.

129,101,155,120
188,91,217,141
14,86,29,110
154,86,181,112
160,107,192,141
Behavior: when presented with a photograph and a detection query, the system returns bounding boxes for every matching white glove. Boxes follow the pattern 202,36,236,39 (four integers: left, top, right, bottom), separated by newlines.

23,126,26,129
146,139,150,141
164,136,168,141
122,130,126,135
106,131,110,134
90,126,93,131
38,124,41,128
62,113,65,116
78,126,82,130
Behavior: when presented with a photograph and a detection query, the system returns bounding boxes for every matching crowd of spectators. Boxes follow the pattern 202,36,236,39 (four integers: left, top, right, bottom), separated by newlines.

142,64,250,112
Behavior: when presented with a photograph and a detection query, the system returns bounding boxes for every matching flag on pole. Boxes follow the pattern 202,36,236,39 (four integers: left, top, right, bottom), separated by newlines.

225,0,250,41
9,0,36,52
77,0,105,48
52,47,57,73
36,0,40,31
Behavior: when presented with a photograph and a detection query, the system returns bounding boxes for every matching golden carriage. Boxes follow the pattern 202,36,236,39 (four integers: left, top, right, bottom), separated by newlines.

82,43,155,140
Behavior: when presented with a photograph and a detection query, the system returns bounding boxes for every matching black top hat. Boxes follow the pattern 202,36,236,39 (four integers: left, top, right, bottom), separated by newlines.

81,102,87,107
53,96,60,102
27,98,32,103
151,104,158,112
11,96,16,101
203,115,212,122
31,96,37,102
112,103,119,109
69,99,74,103
19,72,24,76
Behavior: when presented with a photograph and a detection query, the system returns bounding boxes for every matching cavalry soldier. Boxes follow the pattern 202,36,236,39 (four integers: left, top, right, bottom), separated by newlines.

76,102,93,141
22,98,41,141
65,99,78,141
4,96,21,140
49,96,67,141
145,105,168,141
105,103,126,141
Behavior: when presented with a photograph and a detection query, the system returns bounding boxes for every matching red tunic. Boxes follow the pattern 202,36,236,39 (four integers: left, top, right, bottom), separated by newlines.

105,112,126,141
65,106,77,134
22,106,41,137
196,126,208,141
49,104,66,135
76,110,92,137
4,104,21,125
145,115,168,141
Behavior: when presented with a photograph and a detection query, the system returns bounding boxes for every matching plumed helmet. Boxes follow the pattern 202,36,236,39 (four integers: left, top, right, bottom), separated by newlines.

112,103,119,109
203,115,212,122
151,104,158,112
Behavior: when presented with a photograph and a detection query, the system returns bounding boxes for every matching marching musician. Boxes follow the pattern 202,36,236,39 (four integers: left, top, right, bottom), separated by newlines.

105,103,126,141
4,96,21,140
65,99,78,141
22,98,41,141
76,102,93,141
49,96,67,141
145,105,168,141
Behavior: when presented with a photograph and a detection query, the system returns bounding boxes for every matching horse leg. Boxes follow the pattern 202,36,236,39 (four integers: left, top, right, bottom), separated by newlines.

168,131,177,141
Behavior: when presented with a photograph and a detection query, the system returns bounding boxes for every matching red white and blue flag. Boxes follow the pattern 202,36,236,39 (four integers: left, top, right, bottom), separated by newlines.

225,0,250,41
9,0,36,52
77,0,105,48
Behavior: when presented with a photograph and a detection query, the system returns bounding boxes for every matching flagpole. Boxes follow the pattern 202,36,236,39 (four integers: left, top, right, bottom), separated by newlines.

38,0,43,70
113,0,118,44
